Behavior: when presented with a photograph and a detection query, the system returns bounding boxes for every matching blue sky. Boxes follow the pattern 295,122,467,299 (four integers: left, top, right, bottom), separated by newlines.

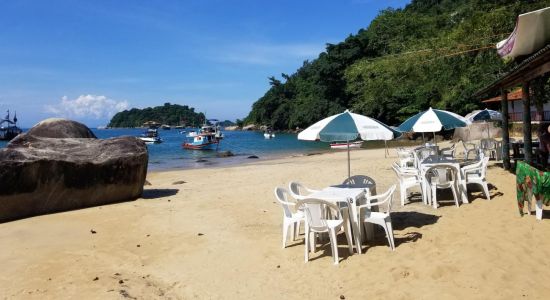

0,0,410,127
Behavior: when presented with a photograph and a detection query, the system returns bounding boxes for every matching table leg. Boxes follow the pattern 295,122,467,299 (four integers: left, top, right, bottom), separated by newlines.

349,204,362,254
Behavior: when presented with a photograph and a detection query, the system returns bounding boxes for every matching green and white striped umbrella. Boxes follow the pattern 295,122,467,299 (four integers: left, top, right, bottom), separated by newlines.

398,107,470,146
398,107,470,133
298,110,400,180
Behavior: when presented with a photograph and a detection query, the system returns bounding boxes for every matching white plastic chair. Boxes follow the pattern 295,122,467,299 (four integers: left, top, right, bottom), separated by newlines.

397,148,415,168
462,157,491,201
480,139,498,160
296,198,353,265
356,185,397,251
274,187,305,248
440,144,456,159
391,163,422,206
288,181,319,200
462,140,478,159
424,165,460,209
342,175,376,191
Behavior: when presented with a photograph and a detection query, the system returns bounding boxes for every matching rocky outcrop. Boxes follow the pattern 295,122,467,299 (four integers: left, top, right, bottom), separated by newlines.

22,118,97,139
0,118,148,222
224,126,240,131
242,124,257,131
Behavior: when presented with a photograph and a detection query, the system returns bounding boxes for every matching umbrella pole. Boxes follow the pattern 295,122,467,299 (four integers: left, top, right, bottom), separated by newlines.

433,131,437,146
347,140,351,183
422,133,425,144
486,121,490,139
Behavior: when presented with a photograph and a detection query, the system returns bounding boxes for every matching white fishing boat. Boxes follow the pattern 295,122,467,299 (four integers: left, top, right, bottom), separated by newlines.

138,128,163,144
330,141,363,149
182,120,223,150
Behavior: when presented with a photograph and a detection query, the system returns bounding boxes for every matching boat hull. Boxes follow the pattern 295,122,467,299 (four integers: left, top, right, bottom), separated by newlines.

330,141,363,149
139,137,162,144
182,141,218,150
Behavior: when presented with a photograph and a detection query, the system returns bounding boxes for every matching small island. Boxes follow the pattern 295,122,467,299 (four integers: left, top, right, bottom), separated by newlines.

108,102,205,128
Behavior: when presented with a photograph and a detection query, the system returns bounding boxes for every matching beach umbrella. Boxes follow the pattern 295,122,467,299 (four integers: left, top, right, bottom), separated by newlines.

397,107,470,145
466,109,502,139
298,110,400,180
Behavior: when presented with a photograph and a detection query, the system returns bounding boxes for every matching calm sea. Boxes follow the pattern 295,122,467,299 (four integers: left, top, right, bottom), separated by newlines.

0,129,331,171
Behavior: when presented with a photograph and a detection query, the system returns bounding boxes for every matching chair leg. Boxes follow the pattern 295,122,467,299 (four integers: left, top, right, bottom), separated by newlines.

400,185,406,206
451,184,459,207
289,221,295,242
282,220,289,248
482,181,490,201
432,185,437,209
304,229,310,263
328,229,339,265
385,220,395,251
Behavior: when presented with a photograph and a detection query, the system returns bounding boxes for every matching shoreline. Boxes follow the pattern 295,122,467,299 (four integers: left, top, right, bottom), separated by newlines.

3,142,550,299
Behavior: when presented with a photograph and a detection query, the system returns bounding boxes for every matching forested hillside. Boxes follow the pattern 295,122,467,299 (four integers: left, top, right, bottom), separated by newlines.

245,0,550,129
108,103,204,128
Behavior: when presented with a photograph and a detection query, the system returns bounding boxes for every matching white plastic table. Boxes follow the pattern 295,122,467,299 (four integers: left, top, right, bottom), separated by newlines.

420,156,474,205
307,185,374,254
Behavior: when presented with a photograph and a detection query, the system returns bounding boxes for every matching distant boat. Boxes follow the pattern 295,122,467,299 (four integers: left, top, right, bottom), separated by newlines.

264,130,275,139
330,141,363,149
0,110,22,141
161,124,171,130
138,128,163,144
182,121,223,150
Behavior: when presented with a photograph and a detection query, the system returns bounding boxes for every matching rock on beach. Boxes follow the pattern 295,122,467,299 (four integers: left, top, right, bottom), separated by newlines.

0,118,148,222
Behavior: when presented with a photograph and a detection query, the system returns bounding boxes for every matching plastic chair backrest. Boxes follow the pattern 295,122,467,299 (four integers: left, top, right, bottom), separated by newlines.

425,164,458,185
274,187,295,218
297,199,341,232
289,181,308,199
373,184,396,214
342,175,376,188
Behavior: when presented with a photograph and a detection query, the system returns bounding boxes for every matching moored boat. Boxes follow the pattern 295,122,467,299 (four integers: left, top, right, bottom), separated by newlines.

263,128,275,139
0,110,22,141
138,128,163,144
330,141,363,149
182,122,223,150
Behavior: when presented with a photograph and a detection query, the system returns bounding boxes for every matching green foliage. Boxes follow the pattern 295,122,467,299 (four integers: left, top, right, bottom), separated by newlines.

245,0,550,129
108,102,205,128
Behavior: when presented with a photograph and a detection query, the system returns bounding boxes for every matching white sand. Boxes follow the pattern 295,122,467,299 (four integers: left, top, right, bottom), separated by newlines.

1,145,550,299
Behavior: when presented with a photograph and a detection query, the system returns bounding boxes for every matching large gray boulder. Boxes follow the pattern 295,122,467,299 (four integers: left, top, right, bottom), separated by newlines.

0,118,148,222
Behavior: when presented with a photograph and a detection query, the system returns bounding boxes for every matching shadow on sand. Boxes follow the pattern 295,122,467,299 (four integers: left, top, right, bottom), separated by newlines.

141,188,179,199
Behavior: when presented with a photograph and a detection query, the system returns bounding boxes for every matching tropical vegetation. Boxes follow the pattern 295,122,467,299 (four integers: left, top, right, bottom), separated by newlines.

108,102,205,128
245,0,550,130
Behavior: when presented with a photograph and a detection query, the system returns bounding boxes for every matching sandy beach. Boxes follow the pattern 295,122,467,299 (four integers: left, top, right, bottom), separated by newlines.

1,145,550,299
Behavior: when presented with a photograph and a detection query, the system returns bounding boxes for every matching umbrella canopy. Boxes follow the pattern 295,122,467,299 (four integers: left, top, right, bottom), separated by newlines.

466,108,503,122
298,110,400,142
398,107,470,133
464,109,503,140
298,110,400,180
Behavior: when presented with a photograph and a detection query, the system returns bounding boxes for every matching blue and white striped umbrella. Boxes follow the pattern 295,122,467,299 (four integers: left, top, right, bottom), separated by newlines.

467,109,502,122
298,110,400,179
398,107,470,133
466,109,502,139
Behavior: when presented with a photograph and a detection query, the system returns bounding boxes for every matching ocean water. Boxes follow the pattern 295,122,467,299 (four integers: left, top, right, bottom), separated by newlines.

0,129,329,171
0,128,419,171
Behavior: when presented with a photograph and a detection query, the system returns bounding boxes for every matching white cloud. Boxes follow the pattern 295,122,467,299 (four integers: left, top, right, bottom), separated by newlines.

44,94,129,119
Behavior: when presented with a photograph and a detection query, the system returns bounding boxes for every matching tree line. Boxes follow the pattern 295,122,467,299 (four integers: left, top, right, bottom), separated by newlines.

244,0,550,130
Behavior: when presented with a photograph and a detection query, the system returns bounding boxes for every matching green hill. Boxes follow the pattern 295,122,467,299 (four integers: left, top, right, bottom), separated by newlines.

108,102,205,128
245,0,550,130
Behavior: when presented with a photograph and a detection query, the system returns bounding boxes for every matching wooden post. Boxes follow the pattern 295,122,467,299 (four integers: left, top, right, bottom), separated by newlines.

501,88,511,170
522,81,533,163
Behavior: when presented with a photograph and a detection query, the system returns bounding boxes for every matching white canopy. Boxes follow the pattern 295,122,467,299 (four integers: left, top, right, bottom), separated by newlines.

497,7,550,60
